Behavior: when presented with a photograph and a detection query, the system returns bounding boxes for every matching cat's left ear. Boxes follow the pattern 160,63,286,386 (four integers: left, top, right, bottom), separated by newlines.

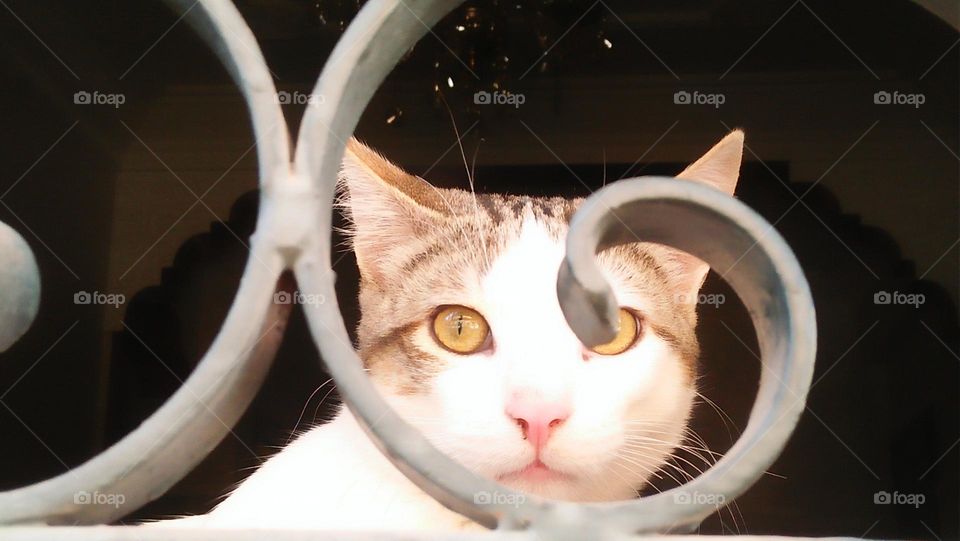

661,130,744,301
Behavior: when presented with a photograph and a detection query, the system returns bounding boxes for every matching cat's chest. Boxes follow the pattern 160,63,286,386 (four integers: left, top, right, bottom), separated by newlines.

206,410,477,531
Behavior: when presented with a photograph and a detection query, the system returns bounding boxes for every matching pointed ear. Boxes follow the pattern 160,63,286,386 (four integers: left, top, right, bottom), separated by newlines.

338,138,450,281
676,129,743,196
660,130,744,303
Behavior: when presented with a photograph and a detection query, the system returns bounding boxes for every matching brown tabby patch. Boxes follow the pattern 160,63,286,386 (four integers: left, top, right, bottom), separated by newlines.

348,188,699,394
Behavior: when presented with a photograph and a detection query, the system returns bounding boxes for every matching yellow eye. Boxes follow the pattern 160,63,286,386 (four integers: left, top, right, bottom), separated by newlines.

590,308,641,355
432,305,491,354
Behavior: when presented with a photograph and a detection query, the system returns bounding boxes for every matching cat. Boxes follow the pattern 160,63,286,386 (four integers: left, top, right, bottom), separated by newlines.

160,130,743,531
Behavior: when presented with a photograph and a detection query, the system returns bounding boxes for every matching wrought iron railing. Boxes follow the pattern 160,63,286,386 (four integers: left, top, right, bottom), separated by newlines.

0,0,823,537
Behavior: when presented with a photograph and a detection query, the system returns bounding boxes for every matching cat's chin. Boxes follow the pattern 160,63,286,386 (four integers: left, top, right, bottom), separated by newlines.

496,459,572,484
494,476,635,503
491,463,625,503
496,477,577,501
487,455,650,503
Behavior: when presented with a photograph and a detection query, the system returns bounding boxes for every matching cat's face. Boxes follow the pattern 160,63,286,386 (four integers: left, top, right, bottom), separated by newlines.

339,132,743,502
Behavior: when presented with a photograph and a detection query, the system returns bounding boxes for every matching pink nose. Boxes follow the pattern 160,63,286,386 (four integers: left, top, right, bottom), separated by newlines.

505,393,572,451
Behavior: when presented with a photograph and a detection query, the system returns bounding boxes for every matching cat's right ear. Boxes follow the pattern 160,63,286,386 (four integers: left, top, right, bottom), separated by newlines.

338,138,450,281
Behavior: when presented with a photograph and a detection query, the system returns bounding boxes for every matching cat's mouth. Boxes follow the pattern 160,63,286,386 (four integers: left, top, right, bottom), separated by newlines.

496,459,572,484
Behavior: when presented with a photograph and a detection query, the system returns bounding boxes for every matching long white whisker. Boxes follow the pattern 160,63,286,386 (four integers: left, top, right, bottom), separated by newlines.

694,390,740,442
438,92,491,271
616,449,685,486
606,461,654,495
286,377,335,445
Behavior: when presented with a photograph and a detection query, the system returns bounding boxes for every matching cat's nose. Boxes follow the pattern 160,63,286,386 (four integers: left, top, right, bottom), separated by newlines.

505,393,571,450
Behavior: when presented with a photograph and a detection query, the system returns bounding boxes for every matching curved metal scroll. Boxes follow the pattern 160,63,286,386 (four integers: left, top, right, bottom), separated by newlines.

0,0,816,535
0,0,292,525
558,178,817,532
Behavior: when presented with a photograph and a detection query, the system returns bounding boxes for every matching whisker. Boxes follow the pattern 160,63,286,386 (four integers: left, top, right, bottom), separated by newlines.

286,377,335,445
616,449,686,487
694,390,740,442
605,461,655,496
438,91,491,271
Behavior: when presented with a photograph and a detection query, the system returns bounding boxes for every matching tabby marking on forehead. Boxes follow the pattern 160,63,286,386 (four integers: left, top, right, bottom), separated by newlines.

357,208,699,393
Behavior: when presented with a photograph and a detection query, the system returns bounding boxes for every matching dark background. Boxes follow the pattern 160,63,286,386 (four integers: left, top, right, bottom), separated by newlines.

0,0,957,538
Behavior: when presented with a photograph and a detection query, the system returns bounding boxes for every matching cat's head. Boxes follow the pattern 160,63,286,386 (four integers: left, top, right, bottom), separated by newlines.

338,131,743,501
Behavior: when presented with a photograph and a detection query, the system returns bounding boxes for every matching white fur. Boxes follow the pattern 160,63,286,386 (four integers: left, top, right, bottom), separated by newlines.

165,217,694,530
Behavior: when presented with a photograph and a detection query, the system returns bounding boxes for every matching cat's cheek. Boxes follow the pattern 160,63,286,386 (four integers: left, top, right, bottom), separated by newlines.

546,418,623,468
577,334,694,459
424,344,511,420
618,345,697,448
578,333,669,410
